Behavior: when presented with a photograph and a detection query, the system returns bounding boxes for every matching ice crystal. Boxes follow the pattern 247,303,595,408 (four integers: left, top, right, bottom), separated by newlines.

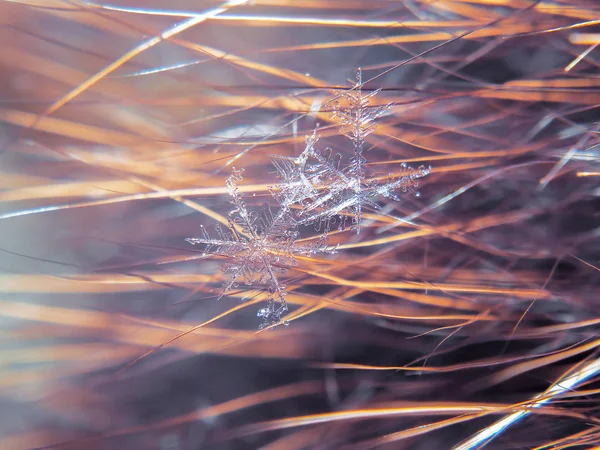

186,67,431,328
271,69,431,233
187,168,336,329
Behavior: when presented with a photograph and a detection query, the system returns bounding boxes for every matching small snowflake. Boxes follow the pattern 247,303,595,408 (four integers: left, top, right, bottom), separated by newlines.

270,69,430,234
187,168,336,329
271,128,431,233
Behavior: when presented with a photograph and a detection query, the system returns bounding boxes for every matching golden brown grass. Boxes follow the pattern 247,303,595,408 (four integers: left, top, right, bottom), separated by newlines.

0,0,599,449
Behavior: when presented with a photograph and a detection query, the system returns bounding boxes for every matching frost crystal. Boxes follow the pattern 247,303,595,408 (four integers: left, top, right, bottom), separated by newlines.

186,67,431,328
271,69,431,233
186,168,336,329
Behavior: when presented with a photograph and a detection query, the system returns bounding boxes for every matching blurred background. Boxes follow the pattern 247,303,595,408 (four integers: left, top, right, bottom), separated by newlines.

1,0,600,449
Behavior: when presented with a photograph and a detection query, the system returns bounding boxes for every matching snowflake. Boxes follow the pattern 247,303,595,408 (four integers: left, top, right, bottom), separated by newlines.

187,168,336,329
270,69,431,233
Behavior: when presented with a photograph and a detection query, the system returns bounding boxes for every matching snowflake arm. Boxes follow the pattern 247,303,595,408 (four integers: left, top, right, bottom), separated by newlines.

270,129,321,209
329,68,393,233
372,163,432,201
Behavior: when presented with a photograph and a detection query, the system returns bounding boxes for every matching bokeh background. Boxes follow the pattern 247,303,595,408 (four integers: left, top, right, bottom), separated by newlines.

1,1,600,449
